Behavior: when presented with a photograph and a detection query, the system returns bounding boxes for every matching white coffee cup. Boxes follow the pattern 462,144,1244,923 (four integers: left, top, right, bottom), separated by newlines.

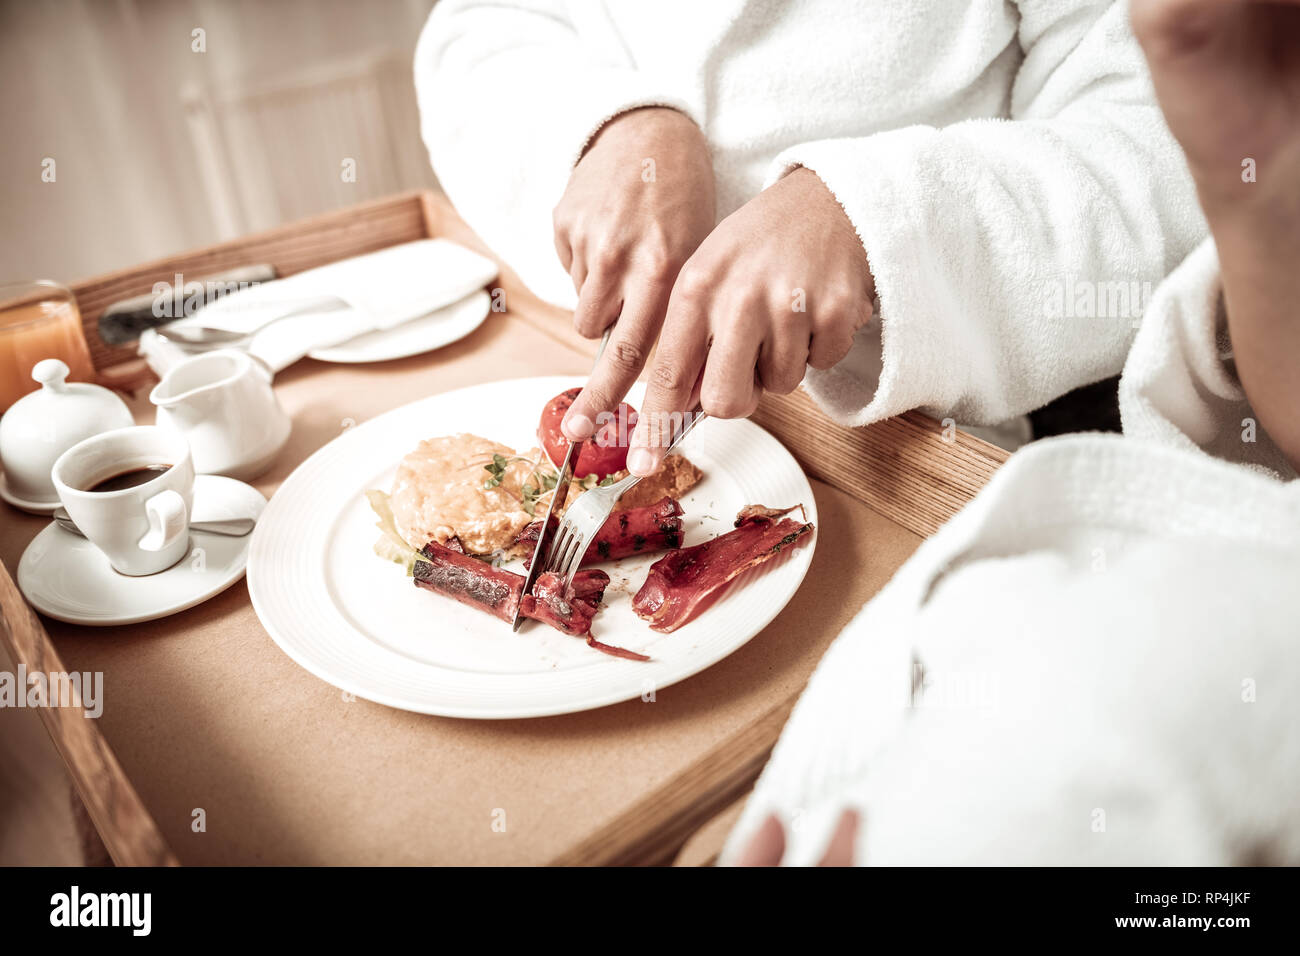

52,426,195,575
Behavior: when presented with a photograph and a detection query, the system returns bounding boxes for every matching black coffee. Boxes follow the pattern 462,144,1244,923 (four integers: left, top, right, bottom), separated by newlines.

85,464,172,493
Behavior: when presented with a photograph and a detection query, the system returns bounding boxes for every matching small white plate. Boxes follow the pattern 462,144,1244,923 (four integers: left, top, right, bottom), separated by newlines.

17,475,266,626
247,376,817,719
0,472,59,515
307,289,492,364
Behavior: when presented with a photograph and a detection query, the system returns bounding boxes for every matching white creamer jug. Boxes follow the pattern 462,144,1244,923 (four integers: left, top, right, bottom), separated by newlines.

150,349,290,480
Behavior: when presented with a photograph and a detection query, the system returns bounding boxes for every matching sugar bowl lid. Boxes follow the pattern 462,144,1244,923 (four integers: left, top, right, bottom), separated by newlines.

0,359,135,511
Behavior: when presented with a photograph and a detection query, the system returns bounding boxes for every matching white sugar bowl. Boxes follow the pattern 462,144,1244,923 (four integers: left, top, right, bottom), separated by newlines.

0,359,135,513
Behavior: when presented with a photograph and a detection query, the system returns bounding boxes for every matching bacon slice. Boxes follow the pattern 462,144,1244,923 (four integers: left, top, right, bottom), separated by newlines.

632,504,813,633
516,496,684,568
413,541,609,636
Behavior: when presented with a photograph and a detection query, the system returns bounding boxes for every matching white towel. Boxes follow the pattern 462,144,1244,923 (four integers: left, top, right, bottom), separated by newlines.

720,239,1300,865
416,0,1204,422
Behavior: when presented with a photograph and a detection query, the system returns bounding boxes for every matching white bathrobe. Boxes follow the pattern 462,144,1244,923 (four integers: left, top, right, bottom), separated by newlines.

720,240,1300,865
416,0,1205,425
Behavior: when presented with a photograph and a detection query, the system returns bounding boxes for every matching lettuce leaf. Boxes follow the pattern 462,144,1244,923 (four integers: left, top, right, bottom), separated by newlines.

366,489,421,575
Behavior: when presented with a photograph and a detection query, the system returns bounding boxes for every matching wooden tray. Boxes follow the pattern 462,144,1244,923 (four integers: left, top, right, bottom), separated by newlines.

0,192,1006,866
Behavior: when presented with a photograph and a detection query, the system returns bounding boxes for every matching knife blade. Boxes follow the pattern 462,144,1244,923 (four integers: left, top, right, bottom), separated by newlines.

97,264,277,345
511,328,612,631
513,437,578,632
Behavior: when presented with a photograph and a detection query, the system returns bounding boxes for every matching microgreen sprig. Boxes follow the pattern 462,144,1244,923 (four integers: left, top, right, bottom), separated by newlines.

482,453,514,489
520,467,559,516
482,452,562,515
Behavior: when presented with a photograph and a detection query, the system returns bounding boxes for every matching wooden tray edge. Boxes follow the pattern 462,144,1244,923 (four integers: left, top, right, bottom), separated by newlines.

0,559,178,866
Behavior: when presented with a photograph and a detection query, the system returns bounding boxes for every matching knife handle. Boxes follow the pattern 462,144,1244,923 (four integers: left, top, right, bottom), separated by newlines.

97,264,277,345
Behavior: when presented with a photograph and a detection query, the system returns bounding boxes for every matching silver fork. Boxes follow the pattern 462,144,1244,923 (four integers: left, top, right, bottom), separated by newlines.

544,408,706,590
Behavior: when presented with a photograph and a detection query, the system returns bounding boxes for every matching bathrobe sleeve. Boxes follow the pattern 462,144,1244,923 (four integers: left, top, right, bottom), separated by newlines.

414,0,701,309
770,0,1206,427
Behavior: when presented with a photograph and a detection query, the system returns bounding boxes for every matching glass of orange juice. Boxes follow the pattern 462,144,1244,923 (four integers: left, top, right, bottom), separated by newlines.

0,280,96,414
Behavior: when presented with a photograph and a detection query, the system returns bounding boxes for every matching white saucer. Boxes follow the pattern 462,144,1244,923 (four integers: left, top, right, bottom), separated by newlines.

17,475,266,626
0,472,60,515
307,289,491,364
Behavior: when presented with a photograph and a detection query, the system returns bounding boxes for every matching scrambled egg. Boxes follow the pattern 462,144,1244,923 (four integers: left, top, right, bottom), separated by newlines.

389,434,548,556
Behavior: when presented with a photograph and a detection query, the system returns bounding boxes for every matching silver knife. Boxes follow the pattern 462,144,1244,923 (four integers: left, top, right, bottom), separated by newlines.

97,264,277,345
512,328,612,632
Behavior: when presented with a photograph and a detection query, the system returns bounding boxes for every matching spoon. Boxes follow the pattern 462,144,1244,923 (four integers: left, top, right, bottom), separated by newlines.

53,507,255,538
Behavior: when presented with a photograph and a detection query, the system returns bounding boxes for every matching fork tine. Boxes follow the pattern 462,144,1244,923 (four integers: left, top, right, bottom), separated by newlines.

544,529,568,574
548,514,584,586
543,526,568,573
563,530,585,574
547,522,578,575
558,535,585,590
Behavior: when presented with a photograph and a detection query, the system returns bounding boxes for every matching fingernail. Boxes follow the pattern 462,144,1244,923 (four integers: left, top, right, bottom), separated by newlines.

627,447,657,476
562,412,593,441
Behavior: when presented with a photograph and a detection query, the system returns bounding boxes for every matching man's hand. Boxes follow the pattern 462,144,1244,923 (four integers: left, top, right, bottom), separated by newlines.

626,167,875,476
1132,0,1300,472
554,107,715,443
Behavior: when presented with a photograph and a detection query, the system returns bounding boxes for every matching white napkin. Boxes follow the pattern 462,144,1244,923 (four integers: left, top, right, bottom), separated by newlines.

139,239,498,373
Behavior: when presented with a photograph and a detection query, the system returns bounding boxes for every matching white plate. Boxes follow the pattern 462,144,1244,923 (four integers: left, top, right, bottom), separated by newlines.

17,475,266,626
307,289,491,364
247,376,817,719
